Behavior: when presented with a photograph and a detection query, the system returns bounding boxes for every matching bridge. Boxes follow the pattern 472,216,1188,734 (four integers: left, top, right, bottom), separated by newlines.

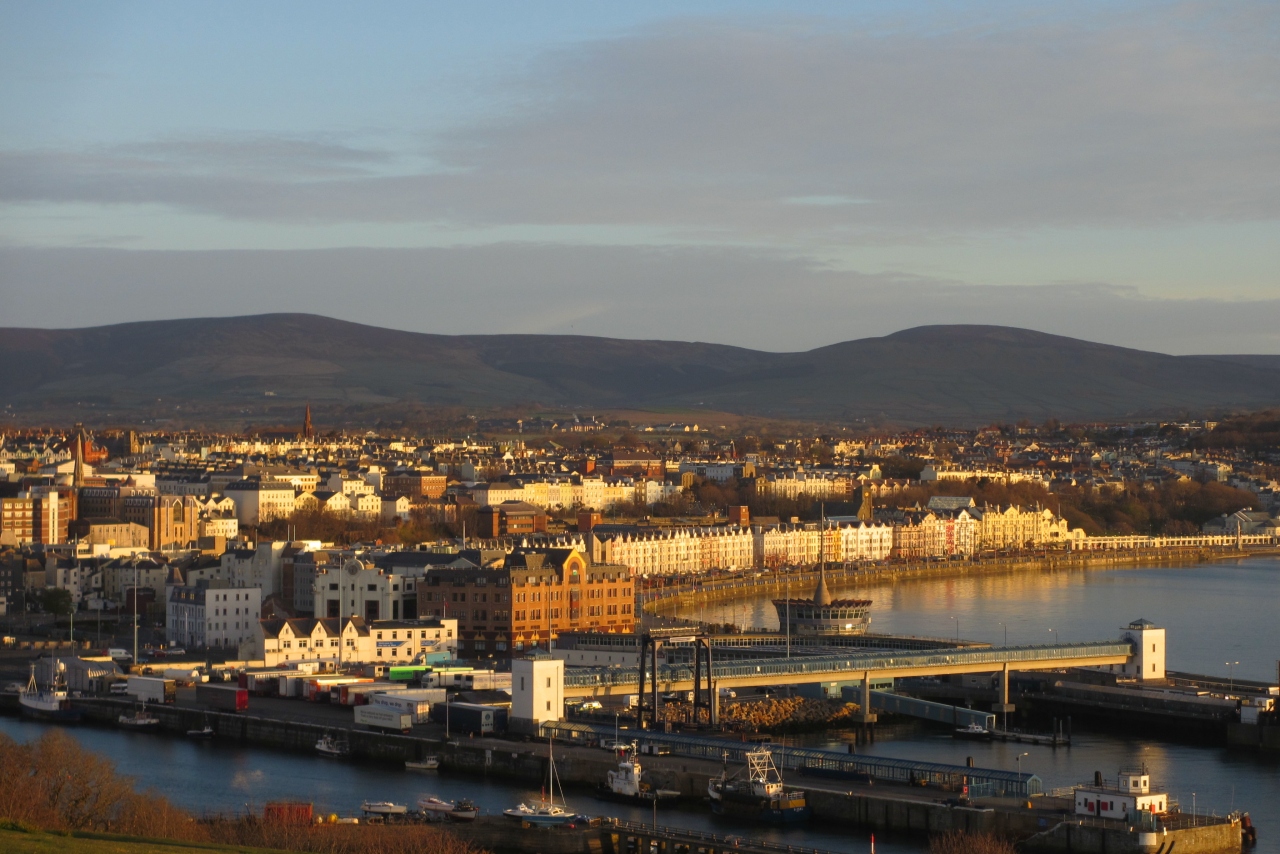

562,640,1133,698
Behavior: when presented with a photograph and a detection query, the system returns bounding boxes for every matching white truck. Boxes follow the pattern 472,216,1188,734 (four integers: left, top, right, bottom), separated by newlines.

353,704,413,733
126,675,177,704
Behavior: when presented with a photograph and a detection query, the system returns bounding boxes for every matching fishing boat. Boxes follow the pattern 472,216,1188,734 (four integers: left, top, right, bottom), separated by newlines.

707,748,810,824
599,741,681,804
18,661,81,723
186,725,215,739
504,735,577,826
405,755,440,771
450,798,479,822
953,723,993,741
361,801,408,816
316,732,350,758
118,705,161,730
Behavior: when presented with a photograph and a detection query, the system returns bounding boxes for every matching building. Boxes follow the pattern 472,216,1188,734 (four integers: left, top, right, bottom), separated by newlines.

251,616,457,667
120,493,202,549
1073,769,1168,819
224,479,298,526
68,517,151,548
383,471,447,499
167,579,262,650
478,501,548,538
773,570,872,636
417,548,634,659
312,557,425,622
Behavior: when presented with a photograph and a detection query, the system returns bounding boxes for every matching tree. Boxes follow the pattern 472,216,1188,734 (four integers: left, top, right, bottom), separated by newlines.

39,588,72,617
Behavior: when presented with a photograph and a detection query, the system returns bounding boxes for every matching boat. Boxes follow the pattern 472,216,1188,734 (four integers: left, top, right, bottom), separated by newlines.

316,732,350,758
504,734,577,826
707,748,810,824
405,755,440,771
599,741,681,804
416,795,478,821
186,725,216,739
18,661,82,723
118,706,161,730
361,801,408,816
953,723,993,741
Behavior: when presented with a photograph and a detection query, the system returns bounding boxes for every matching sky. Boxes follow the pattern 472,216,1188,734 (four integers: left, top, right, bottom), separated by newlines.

2,1,1279,353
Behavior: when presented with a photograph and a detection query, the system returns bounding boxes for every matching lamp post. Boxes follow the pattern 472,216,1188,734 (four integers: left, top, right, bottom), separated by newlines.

950,615,960,642
1226,661,1239,695
1016,752,1029,787
999,622,1007,647
1192,792,1196,826
1048,628,1056,646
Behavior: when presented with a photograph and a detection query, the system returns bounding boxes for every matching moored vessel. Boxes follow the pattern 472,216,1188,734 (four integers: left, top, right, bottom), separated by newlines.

18,661,82,723
953,723,993,741
316,732,350,758
118,706,161,730
707,748,810,824
504,734,577,826
599,741,681,804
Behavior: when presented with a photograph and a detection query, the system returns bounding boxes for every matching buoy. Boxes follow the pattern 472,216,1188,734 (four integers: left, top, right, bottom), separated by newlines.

871,834,876,854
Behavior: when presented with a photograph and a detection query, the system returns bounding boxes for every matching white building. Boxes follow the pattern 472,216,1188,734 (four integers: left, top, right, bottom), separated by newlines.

1119,618,1165,681
250,616,457,667
511,655,564,729
167,580,262,650
224,479,298,526
1074,769,1168,819
312,557,427,622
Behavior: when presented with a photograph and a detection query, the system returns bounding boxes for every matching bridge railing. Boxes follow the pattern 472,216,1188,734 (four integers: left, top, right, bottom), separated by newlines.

563,641,1134,688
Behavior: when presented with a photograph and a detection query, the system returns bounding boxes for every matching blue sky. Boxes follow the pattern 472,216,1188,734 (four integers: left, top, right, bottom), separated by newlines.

2,1,1279,352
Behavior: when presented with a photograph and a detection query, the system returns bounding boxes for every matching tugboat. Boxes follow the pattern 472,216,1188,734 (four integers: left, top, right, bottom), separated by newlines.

953,722,993,741
599,741,681,804
18,661,82,723
504,735,577,826
707,748,810,824
316,732,350,758
118,704,161,730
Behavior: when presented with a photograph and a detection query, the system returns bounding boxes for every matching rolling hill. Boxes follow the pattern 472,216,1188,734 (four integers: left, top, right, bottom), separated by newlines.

2,314,1279,426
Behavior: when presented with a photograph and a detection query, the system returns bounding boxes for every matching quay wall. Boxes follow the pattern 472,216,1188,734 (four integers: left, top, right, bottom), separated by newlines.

1022,819,1240,854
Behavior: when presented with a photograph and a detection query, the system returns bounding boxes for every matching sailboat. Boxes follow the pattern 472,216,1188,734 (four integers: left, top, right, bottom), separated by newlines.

504,734,578,826
18,660,81,723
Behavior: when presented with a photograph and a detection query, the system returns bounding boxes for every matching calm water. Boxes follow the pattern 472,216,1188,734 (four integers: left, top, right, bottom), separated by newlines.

2,559,1276,853
687,557,1280,682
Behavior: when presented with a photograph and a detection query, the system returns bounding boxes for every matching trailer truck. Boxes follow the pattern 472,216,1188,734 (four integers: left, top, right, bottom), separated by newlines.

196,683,249,712
353,704,413,733
126,676,177,704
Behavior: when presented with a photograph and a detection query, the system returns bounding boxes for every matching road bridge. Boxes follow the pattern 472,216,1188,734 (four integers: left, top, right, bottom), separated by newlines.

562,640,1132,698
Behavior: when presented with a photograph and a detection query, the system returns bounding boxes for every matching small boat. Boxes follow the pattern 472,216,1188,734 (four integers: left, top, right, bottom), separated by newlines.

187,725,216,739
316,733,350,758
450,798,479,822
599,741,680,804
418,795,457,816
708,748,810,824
361,801,408,816
405,756,440,771
953,723,993,741
504,734,577,826
18,661,82,723
118,706,161,730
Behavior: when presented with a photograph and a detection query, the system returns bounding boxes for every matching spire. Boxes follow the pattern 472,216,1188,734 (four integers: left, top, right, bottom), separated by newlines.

302,404,314,439
813,566,833,607
72,423,85,489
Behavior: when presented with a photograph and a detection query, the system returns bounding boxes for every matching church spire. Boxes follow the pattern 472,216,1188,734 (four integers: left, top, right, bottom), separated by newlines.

302,404,314,440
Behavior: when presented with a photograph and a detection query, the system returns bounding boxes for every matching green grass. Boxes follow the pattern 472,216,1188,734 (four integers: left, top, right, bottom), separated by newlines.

0,828,291,854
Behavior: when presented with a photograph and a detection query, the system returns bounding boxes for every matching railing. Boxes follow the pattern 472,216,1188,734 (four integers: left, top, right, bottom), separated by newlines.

606,817,850,854
564,641,1133,688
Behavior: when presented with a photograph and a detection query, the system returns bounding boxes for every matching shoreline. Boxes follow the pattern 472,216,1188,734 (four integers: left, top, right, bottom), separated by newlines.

642,546,1278,617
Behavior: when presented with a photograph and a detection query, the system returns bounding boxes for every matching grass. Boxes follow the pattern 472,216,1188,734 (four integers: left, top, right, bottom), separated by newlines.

0,828,292,854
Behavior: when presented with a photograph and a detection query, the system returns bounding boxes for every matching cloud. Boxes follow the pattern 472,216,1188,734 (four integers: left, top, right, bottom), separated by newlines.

3,243,1279,354
2,3,1279,241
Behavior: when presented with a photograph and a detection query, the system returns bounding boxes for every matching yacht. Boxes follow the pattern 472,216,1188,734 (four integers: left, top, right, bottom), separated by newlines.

418,795,478,821
504,735,577,826
361,801,408,816
18,661,81,723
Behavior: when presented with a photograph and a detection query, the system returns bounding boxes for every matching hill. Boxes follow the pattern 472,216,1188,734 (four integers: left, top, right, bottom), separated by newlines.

2,314,1279,426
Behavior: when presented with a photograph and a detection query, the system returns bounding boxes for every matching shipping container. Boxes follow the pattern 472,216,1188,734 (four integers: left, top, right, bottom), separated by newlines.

428,702,507,735
386,665,432,682
197,683,249,712
353,704,413,733
263,802,313,825
126,675,177,704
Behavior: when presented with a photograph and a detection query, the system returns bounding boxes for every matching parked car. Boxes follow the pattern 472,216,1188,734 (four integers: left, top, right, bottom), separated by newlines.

579,700,603,712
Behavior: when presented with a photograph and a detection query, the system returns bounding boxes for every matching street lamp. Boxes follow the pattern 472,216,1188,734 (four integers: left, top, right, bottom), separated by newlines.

1016,751,1029,780
950,615,960,642
1048,628,1056,646
1226,662,1239,695
1192,792,1196,826
999,622,1008,647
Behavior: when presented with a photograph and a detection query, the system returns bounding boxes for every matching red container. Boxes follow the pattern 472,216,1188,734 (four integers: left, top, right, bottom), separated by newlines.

263,802,313,825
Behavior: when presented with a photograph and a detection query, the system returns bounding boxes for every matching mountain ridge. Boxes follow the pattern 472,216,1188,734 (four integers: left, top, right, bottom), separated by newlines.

2,314,1278,426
